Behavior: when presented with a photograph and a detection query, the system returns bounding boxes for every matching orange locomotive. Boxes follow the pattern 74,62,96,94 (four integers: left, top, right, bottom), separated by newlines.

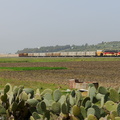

103,50,118,56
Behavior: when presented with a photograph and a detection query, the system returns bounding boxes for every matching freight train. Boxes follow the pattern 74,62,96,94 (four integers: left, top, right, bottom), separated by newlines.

18,50,120,57
0,50,119,58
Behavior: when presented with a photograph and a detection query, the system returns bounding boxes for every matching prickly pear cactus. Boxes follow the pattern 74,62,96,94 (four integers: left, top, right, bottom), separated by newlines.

34,89,41,100
4,83,11,94
75,91,82,106
51,102,61,114
44,93,52,100
96,93,105,107
61,102,69,114
96,93,104,100
72,105,81,117
1,93,7,103
115,117,120,120
23,88,34,98
92,105,101,119
16,86,24,99
0,105,6,114
110,111,118,120
32,112,41,120
36,101,50,119
30,116,35,120
87,108,95,116
44,110,50,120
98,86,108,95
53,89,61,102
70,116,80,120
80,106,87,119
71,90,76,97
19,91,28,101
82,97,90,107
41,89,53,96
69,94,75,106
100,108,107,118
26,99,38,107
87,114,98,120
40,101,46,112
58,95,66,105
117,103,120,116
109,88,119,103
88,86,96,102
104,101,117,112
11,102,18,113
2,82,120,120
36,102,44,114
85,100,92,110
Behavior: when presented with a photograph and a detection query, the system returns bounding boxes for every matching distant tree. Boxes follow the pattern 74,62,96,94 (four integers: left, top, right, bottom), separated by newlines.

102,41,104,44
85,43,88,48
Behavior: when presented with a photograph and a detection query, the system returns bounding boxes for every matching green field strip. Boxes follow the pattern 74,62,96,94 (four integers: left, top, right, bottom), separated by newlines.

0,67,67,71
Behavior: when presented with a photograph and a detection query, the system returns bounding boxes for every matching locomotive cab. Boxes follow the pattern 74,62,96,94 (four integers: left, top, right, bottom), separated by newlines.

96,50,103,56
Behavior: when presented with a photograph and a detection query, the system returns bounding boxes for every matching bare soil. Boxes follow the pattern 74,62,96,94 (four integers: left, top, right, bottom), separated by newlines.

0,61,120,88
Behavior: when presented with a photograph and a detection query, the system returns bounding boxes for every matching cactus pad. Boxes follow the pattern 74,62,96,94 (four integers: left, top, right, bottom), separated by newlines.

53,89,61,102
72,105,81,116
104,101,117,112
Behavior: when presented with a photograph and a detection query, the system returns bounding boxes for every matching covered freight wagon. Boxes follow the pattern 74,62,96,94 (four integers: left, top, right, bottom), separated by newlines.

60,52,68,57
67,52,77,57
85,51,96,56
45,52,53,57
76,52,86,56
19,53,28,57
52,52,61,57
33,53,40,57
39,53,46,57
28,53,34,57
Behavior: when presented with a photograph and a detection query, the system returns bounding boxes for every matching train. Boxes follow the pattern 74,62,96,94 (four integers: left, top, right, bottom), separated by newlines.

18,50,120,57
0,50,119,58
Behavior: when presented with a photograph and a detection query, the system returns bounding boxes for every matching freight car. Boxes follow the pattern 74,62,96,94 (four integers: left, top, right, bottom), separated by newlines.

19,53,28,57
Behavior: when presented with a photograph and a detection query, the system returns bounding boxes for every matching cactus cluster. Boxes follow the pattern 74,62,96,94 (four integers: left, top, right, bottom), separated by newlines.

0,83,120,120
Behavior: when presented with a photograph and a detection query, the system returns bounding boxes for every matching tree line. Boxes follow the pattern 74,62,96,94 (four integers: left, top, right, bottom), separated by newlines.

16,41,120,53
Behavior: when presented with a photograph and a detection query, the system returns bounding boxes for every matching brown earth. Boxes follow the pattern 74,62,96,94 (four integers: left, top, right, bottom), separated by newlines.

0,61,120,88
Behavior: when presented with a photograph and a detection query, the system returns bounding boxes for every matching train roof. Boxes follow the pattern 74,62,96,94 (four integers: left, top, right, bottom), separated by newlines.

104,50,118,52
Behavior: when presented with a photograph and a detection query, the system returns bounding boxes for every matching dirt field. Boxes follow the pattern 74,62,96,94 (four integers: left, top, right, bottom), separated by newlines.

0,61,120,88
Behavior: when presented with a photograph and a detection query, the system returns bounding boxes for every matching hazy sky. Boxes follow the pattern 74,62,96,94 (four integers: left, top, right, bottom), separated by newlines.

0,0,120,53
